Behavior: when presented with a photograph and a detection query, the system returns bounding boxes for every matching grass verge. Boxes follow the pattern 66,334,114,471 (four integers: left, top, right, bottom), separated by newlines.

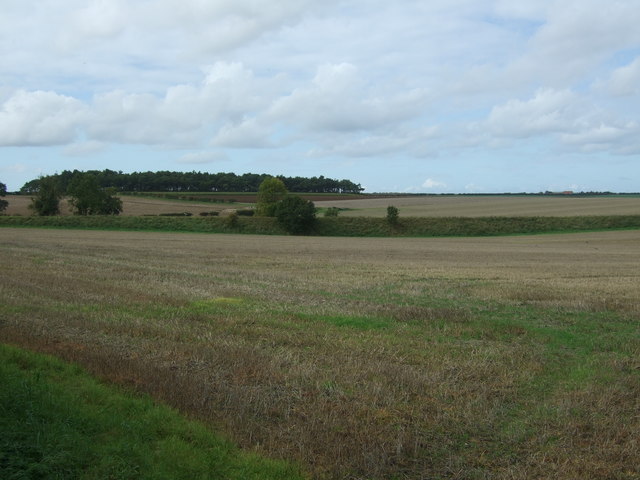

2,214,640,237
0,343,305,480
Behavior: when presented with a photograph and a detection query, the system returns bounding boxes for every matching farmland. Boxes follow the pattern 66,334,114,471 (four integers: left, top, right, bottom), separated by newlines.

1,227,638,479
4,192,640,217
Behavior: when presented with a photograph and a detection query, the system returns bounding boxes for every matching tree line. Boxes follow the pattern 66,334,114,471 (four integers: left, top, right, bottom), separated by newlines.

20,170,364,194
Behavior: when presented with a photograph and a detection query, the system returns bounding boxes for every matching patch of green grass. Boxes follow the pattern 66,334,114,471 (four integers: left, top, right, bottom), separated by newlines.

298,313,392,330
3,214,640,237
0,343,306,480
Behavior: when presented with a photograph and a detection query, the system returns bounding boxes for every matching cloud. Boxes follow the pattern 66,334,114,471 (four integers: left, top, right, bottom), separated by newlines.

422,178,447,189
0,90,86,146
484,88,582,138
63,140,107,157
268,63,428,133
176,151,227,164
605,57,640,96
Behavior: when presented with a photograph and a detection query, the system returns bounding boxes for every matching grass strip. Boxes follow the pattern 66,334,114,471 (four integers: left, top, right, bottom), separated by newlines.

0,343,305,480
2,214,640,237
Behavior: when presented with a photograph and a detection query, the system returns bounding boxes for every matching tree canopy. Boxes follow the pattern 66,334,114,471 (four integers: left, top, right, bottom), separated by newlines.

67,173,123,215
256,177,288,216
0,182,8,213
29,176,63,216
20,170,364,195
274,196,317,235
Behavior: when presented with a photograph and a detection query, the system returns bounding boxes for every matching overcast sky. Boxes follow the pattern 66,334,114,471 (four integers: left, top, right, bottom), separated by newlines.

1,1,639,193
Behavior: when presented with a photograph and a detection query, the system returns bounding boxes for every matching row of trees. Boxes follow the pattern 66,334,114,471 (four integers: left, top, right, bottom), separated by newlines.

28,173,123,216
20,170,364,194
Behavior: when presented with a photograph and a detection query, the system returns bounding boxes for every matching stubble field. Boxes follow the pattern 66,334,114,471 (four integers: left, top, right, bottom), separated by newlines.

5,193,640,218
1,227,639,479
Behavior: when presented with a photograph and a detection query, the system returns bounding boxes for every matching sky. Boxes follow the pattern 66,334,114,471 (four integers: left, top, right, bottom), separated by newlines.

1,0,639,193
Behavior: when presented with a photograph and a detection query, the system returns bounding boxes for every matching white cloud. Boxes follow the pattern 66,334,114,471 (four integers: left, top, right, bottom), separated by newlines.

485,88,582,138
0,90,86,146
606,57,640,96
63,141,107,157
422,178,447,189
176,151,227,164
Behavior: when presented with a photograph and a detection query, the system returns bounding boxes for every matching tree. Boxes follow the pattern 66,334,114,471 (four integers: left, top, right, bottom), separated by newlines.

0,182,8,213
386,205,399,225
29,176,62,216
274,196,316,235
67,173,123,215
255,177,288,216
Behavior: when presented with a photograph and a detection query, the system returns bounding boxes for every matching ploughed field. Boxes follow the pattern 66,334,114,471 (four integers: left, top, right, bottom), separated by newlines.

1,228,639,479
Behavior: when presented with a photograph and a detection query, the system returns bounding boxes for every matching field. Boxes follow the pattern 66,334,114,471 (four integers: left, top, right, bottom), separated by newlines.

5,193,640,217
314,194,640,217
1,227,638,479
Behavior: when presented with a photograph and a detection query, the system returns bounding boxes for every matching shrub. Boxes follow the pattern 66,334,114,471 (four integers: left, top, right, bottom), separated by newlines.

274,196,316,235
224,211,239,228
386,205,399,225
0,182,8,213
324,207,340,217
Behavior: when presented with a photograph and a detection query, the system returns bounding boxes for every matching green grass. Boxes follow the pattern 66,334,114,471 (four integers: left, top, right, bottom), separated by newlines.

0,343,305,480
3,214,640,237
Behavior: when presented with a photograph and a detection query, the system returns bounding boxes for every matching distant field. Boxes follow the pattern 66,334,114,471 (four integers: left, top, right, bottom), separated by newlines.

315,194,640,217
2,228,638,479
5,193,640,217
3,194,238,217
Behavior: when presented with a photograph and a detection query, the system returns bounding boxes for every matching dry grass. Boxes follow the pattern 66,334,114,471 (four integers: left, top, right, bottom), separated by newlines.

6,193,640,218
3,194,233,217
1,228,639,479
315,195,640,217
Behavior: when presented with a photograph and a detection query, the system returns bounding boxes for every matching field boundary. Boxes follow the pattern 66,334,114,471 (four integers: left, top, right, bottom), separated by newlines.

2,214,640,237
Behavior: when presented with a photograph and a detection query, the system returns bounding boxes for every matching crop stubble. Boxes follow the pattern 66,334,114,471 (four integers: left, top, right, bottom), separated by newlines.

1,228,639,479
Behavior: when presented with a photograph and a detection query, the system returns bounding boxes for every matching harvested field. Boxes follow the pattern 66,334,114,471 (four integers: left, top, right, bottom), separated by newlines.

2,194,240,217
5,193,640,218
315,194,640,217
1,228,639,479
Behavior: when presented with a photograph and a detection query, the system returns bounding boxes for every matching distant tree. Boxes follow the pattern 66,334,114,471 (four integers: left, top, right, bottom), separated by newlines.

67,173,123,215
256,177,288,216
29,176,63,216
274,196,316,235
0,182,8,213
386,205,399,225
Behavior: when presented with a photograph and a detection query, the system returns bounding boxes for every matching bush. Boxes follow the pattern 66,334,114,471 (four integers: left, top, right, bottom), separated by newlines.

386,205,399,225
0,182,8,213
224,211,239,228
274,196,316,234
236,209,254,216
324,207,340,217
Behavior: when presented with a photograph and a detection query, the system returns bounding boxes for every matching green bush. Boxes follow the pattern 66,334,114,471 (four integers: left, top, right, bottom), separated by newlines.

236,209,254,216
274,196,316,234
386,205,399,225
324,207,340,217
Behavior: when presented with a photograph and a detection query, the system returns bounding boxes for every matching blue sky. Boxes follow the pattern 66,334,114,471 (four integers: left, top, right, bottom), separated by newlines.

1,0,639,193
